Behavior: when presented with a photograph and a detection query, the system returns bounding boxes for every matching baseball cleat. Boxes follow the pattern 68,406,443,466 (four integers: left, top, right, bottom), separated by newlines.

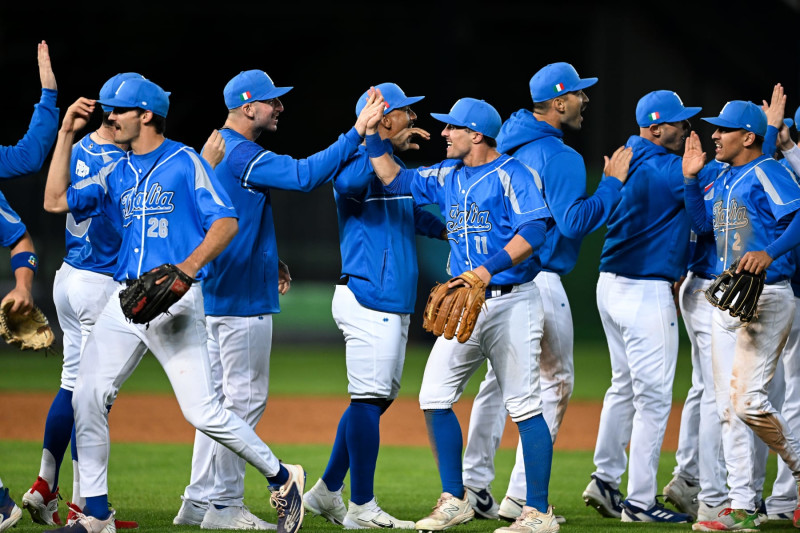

303,478,346,525
663,474,700,519
621,499,691,522
465,485,499,520
342,497,414,529
498,496,565,524
581,474,623,518
22,476,62,525
49,509,117,533
200,505,276,530
269,464,305,533
414,492,474,531
692,508,760,531
696,500,730,522
173,497,208,526
0,488,22,533
766,511,792,521
67,502,138,530
492,505,560,533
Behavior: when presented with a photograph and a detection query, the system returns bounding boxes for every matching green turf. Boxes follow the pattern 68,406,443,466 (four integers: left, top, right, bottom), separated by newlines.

0,339,694,401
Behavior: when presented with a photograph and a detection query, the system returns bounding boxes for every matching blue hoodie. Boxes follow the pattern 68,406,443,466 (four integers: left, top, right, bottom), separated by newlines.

497,109,622,275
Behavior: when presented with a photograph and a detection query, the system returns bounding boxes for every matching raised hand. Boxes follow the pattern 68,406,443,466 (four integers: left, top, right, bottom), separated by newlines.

38,40,56,91
201,130,226,169
603,145,633,184
355,87,387,137
390,127,430,152
682,131,707,178
762,83,786,129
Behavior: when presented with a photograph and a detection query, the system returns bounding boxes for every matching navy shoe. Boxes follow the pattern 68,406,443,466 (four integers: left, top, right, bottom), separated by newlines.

269,464,305,533
582,474,624,518
621,499,691,523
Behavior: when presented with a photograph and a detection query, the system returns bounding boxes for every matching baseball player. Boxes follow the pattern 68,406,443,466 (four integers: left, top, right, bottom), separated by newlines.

23,73,143,531
459,62,629,523
0,478,22,533
585,90,711,523
42,78,307,533
683,99,800,531
365,92,601,533
302,82,445,529
173,70,387,530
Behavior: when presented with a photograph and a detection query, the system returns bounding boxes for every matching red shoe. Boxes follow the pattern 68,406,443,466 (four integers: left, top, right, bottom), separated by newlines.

67,502,138,530
21,476,61,525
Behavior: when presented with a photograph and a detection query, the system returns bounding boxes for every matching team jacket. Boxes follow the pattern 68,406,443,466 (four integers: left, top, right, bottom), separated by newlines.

497,109,622,275
684,154,800,284
63,135,125,274
202,127,363,317
0,191,26,247
335,142,445,314
600,135,715,282
385,153,552,286
67,138,237,283
0,89,58,178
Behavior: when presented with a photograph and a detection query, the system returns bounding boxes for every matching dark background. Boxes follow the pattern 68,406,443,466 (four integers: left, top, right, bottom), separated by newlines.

1,1,799,342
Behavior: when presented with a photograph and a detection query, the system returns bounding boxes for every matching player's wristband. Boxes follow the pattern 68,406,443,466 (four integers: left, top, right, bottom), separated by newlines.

366,133,388,158
11,252,37,274
482,249,513,276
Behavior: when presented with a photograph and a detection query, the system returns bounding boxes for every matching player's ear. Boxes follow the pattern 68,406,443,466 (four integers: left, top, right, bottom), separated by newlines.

380,113,393,130
649,124,661,138
139,110,154,125
742,131,757,148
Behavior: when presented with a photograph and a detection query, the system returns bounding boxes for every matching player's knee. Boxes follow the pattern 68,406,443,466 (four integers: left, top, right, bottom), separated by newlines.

731,392,767,421
352,397,394,413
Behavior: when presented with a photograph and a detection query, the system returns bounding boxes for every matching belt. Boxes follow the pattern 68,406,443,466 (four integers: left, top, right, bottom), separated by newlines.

485,284,514,299
692,272,713,280
337,275,349,286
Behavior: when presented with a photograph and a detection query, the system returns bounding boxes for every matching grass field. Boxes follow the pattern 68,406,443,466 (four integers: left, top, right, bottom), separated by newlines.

0,341,787,532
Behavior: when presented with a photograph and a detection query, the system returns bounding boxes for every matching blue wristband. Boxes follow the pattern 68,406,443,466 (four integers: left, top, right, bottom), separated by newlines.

11,252,37,274
481,249,513,276
366,133,388,158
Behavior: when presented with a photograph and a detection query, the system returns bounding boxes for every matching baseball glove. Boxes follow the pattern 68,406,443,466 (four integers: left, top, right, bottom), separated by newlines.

119,263,195,325
422,270,487,343
704,258,765,323
0,300,55,351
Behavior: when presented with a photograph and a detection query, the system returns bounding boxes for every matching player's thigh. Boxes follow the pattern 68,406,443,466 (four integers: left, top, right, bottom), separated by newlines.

482,283,544,421
333,285,410,399
419,334,484,409
534,271,574,381
208,314,272,405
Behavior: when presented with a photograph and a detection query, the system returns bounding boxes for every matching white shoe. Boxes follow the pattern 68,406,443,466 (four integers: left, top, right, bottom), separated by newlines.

696,500,730,522
465,486,499,520
303,479,346,525
415,492,474,531
0,488,22,533
173,497,208,526
268,464,305,533
342,498,414,529
499,496,565,524
200,505,276,530
58,510,117,533
493,506,560,533
663,475,700,519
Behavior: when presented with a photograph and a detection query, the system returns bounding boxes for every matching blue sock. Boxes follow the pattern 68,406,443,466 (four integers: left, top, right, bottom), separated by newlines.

267,465,288,487
42,388,75,488
84,495,110,519
346,402,381,505
518,414,551,511
70,426,78,462
321,406,350,492
424,409,463,498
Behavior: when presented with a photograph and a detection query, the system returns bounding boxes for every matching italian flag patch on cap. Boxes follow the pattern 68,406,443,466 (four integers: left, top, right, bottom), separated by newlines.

554,83,565,92
649,111,660,121
239,91,252,101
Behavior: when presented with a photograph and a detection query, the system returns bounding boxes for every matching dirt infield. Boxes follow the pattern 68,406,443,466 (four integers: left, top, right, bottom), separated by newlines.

0,392,684,451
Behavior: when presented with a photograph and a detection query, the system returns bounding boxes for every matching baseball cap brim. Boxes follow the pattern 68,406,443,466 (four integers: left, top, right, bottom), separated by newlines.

573,77,598,92
701,116,745,129
668,107,703,123
263,86,293,100
430,112,466,128
390,95,424,112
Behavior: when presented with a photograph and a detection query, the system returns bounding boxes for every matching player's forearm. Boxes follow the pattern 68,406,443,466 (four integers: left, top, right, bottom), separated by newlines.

683,179,713,235
43,128,76,213
765,212,800,260
365,133,400,184
177,217,238,278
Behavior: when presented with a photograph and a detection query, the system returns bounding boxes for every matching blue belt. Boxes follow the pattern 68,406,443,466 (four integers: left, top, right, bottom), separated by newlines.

485,284,514,299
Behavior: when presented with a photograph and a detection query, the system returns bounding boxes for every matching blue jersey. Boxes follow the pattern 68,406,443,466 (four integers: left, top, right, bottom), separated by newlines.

0,191,26,247
497,109,622,275
386,153,551,286
685,174,721,278
685,155,800,284
63,135,125,274
335,143,445,314
600,135,715,282
0,89,58,178
203,127,364,316
66,138,237,282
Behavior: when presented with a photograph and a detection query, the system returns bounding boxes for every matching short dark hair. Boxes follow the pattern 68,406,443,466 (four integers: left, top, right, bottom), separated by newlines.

134,108,167,134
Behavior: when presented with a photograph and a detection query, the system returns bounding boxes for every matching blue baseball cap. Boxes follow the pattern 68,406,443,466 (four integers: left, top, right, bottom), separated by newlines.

97,77,170,117
702,101,767,137
785,118,794,129
430,98,502,138
794,105,800,129
529,62,597,103
355,82,424,116
224,70,292,110
636,90,701,127
99,73,146,112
